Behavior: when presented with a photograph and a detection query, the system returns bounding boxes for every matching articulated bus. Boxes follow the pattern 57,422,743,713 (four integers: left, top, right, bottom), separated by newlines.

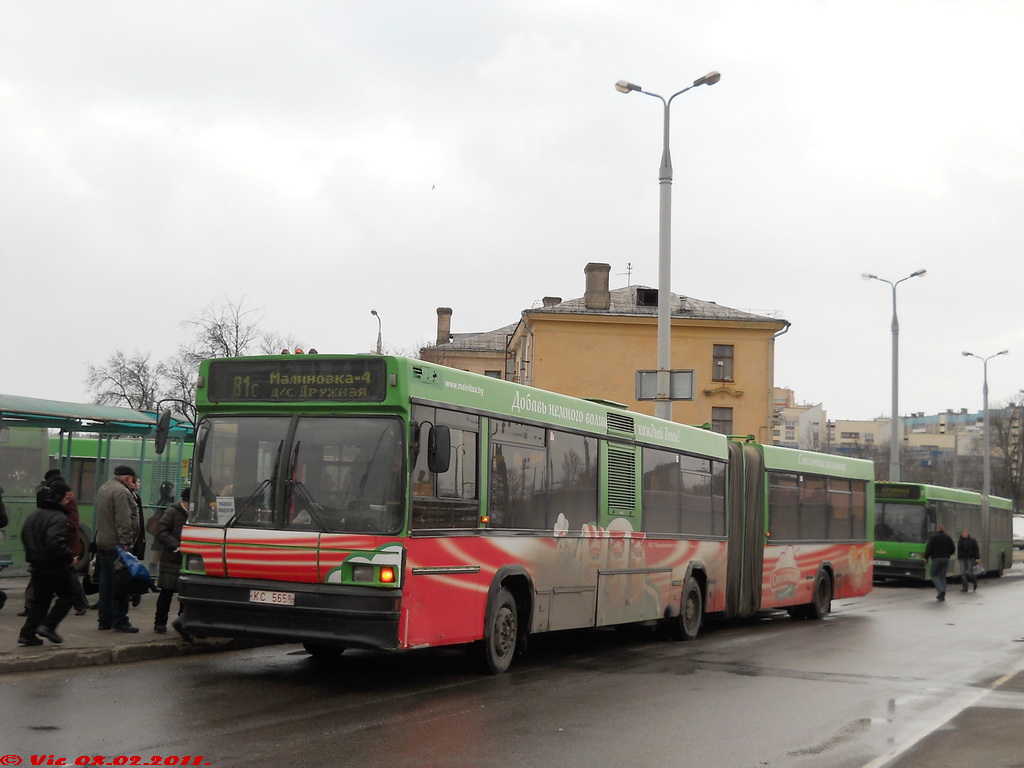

177,355,875,673
873,482,1013,581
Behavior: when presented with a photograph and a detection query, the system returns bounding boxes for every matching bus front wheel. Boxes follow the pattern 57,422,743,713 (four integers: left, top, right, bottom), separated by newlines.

667,576,703,641
474,587,519,675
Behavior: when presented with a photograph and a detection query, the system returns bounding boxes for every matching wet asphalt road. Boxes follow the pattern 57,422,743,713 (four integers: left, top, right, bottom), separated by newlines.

3,560,1024,768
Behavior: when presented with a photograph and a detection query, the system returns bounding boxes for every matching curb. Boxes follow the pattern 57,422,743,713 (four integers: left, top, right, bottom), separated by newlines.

0,637,269,675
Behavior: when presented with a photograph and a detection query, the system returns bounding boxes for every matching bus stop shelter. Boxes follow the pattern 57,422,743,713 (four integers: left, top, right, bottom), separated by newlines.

0,393,194,573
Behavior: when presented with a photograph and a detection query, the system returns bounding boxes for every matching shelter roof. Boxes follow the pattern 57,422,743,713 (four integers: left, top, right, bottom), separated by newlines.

0,393,193,437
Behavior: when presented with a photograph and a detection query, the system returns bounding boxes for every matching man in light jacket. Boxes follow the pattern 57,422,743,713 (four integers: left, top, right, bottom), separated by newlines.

94,465,141,632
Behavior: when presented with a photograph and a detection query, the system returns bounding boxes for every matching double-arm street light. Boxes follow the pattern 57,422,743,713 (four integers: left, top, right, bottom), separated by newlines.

962,349,1009,498
862,269,927,481
370,309,382,355
616,71,721,421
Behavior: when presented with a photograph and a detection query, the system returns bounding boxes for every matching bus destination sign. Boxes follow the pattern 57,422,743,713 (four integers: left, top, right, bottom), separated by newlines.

206,358,387,403
875,483,922,501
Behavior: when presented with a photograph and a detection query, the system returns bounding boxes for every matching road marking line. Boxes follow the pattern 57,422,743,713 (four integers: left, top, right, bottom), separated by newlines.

861,665,1024,768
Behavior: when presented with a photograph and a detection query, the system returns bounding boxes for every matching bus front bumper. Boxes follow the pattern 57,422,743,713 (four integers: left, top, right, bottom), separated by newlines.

872,559,926,581
178,574,401,650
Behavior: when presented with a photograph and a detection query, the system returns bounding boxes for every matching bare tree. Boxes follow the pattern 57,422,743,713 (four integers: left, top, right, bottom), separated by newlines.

988,403,1023,509
180,297,264,366
160,351,199,416
86,350,162,410
85,297,297,414
258,331,304,355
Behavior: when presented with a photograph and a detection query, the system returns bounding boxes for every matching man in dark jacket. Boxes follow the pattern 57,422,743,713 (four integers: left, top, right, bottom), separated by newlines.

957,528,981,592
923,523,956,601
18,481,79,645
153,487,191,641
0,486,7,611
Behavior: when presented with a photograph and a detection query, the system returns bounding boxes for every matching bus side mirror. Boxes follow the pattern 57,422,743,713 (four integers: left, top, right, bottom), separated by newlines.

427,425,451,474
154,410,172,455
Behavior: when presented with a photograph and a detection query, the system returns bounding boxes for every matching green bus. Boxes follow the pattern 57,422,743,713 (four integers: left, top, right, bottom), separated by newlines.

873,482,1014,581
177,354,875,673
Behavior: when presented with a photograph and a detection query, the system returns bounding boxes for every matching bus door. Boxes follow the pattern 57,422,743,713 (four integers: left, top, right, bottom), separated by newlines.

596,442,664,626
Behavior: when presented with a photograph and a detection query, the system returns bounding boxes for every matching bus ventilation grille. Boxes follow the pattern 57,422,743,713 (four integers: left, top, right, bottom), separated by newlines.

606,411,635,437
606,445,637,512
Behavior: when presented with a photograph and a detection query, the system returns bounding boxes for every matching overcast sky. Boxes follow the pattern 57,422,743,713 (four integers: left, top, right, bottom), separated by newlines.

2,1,1022,421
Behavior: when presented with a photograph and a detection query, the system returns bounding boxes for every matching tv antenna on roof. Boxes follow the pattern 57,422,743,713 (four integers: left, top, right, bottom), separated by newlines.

617,262,634,286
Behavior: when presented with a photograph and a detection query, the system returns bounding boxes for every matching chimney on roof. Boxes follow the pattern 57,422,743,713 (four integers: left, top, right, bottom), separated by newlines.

436,307,453,345
584,263,610,310
542,296,562,308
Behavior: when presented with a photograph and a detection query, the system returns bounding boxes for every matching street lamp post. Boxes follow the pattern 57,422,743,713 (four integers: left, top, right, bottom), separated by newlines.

616,71,721,422
370,309,382,355
962,349,1008,498
862,269,927,481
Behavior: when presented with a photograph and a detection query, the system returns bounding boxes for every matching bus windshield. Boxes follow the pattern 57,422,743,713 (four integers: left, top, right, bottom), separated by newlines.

191,415,405,534
875,502,928,543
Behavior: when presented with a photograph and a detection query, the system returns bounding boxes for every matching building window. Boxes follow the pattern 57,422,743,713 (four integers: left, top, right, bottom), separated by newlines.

712,345,734,382
484,370,501,378
711,407,733,435
840,432,860,440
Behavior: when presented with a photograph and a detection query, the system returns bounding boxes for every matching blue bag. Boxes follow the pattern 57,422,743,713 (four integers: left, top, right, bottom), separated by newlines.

113,545,155,598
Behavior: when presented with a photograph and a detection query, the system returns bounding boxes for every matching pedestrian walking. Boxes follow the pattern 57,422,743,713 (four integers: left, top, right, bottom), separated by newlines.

957,528,981,592
17,480,79,645
923,523,956,601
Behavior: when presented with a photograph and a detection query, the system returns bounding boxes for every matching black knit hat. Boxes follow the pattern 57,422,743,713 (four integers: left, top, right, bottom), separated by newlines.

114,465,138,478
44,481,71,505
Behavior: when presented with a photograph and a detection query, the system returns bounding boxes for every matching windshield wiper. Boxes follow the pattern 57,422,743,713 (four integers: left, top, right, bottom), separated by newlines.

226,440,283,527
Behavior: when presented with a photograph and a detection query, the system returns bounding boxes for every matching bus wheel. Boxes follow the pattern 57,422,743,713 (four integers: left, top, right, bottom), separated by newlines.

303,642,345,660
667,576,703,641
807,570,832,620
475,587,518,675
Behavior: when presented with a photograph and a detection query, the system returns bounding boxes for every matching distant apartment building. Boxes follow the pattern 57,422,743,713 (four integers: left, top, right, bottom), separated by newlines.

420,262,789,441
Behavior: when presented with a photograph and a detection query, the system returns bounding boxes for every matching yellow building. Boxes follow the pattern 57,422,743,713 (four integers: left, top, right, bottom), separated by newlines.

421,262,789,441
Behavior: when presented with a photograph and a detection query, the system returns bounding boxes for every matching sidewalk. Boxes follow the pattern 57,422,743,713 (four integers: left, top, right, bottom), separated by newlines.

0,576,262,674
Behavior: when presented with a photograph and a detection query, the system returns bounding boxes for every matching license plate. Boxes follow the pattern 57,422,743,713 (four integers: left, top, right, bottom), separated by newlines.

249,589,295,606
873,559,890,566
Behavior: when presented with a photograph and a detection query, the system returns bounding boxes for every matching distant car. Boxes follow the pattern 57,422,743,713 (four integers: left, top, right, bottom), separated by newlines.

1014,515,1024,550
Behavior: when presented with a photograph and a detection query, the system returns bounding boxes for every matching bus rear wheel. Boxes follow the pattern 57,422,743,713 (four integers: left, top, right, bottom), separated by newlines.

474,587,519,675
667,576,703,641
807,570,832,619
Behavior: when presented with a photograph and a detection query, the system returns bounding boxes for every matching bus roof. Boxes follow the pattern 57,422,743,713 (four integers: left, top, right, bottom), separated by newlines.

875,481,1013,509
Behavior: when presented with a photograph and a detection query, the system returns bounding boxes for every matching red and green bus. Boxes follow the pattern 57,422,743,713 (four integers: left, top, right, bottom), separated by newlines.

873,482,1013,581
176,354,875,673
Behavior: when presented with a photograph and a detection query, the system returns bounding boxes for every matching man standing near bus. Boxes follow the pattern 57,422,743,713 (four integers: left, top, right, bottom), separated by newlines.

923,523,956,601
957,528,980,592
94,465,142,632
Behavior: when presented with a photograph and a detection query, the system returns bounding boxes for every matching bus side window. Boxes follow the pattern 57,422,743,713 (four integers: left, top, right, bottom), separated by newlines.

411,407,479,530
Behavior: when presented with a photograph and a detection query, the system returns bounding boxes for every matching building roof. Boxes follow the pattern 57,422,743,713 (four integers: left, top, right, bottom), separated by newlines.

428,322,519,353
422,286,785,356
536,285,785,323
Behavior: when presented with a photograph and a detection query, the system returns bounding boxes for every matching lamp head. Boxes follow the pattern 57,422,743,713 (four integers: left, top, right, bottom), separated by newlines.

370,309,379,317
910,269,927,278
861,273,877,280
694,71,721,87
615,80,640,93
962,351,974,357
